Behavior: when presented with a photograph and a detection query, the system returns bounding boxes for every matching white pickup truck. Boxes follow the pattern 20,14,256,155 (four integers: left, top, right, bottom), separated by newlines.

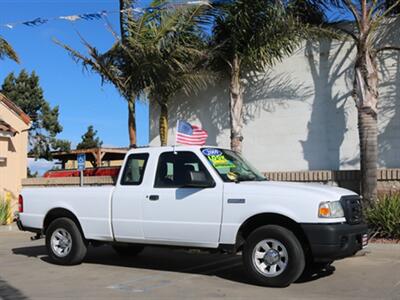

17,146,368,287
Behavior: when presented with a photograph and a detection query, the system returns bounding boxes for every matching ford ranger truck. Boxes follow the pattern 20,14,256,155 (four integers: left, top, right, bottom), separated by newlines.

16,146,368,287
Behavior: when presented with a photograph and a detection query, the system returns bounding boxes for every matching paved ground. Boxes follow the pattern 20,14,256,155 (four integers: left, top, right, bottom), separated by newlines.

0,225,399,300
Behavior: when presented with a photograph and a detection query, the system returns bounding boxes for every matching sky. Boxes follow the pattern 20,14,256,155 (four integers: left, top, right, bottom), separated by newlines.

0,0,153,173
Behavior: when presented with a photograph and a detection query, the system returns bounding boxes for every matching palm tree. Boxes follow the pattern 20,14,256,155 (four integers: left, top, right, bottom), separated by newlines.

112,0,212,146
0,36,19,63
209,0,306,153
314,0,400,205
56,0,139,147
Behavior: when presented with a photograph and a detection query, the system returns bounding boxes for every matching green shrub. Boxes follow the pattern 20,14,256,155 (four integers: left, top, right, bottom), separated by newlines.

0,197,12,225
365,193,400,239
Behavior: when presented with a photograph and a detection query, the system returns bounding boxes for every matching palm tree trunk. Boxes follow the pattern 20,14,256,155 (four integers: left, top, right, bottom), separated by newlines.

128,94,137,148
121,0,136,148
354,49,379,205
358,108,378,205
159,100,169,146
229,54,244,153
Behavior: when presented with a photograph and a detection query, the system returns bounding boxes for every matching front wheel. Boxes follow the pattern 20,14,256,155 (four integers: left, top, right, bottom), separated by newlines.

243,225,305,287
45,217,87,265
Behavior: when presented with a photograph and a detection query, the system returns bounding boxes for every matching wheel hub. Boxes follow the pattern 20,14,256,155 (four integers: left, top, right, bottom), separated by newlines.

50,228,72,257
264,249,280,265
252,239,289,277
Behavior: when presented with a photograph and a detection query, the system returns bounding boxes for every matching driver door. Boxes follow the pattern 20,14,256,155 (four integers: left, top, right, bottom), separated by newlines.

142,151,223,247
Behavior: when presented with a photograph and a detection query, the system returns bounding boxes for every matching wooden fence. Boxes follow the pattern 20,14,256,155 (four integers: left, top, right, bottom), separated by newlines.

264,169,400,182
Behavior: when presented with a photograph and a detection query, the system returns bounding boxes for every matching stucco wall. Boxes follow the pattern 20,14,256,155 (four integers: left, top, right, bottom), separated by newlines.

0,101,29,205
149,39,400,172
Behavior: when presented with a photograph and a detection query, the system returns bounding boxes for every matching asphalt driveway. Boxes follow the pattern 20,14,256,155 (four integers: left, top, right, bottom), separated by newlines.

0,225,399,300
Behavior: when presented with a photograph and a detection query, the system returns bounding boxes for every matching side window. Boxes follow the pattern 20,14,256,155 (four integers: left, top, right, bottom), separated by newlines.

120,153,149,185
154,151,213,188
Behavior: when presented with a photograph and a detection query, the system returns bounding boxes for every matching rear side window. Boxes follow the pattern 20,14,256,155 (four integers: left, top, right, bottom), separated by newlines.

120,153,149,185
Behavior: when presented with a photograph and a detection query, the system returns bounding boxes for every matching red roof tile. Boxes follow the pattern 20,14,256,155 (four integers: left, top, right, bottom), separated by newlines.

0,93,31,126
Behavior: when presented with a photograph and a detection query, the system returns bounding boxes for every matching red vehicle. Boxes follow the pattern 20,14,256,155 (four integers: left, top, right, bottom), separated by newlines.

43,166,121,178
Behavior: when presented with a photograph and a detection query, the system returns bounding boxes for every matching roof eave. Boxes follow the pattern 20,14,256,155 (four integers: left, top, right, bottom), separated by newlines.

0,93,31,126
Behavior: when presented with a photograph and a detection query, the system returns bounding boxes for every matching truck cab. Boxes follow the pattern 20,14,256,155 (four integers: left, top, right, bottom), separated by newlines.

17,146,368,287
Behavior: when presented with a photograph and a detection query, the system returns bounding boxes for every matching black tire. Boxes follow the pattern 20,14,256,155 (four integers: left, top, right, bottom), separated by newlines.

112,244,145,257
45,217,87,265
243,225,305,287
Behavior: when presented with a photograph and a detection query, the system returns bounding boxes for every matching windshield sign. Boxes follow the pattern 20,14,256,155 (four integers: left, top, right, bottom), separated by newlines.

201,148,267,182
201,148,222,156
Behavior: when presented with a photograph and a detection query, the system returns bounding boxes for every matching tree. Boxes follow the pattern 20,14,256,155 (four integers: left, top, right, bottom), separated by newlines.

56,0,211,147
209,0,307,152
27,167,38,178
77,125,103,149
312,0,400,204
1,70,70,159
56,0,138,148
0,36,19,63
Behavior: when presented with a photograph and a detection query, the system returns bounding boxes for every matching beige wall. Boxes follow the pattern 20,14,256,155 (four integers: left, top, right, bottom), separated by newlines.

0,101,29,211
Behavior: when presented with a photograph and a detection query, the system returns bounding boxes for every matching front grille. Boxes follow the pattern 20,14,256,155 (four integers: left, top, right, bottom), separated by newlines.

340,195,363,225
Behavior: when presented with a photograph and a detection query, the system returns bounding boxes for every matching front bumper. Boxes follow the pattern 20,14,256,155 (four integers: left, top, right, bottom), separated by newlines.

301,223,368,262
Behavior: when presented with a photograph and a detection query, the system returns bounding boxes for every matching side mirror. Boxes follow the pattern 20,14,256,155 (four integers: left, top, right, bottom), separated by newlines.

186,170,214,188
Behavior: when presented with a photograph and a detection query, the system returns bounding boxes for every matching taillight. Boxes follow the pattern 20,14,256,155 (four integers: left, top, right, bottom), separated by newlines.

18,195,23,213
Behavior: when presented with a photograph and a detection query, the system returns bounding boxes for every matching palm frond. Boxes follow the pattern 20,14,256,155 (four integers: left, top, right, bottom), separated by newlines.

0,36,19,63
209,0,335,75
54,37,128,98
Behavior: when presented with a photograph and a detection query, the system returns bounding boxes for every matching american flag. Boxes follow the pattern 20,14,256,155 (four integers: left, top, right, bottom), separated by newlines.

176,120,208,145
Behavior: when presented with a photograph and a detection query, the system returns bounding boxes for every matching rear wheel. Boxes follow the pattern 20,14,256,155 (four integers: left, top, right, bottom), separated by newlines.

45,217,87,265
112,244,145,257
243,225,305,287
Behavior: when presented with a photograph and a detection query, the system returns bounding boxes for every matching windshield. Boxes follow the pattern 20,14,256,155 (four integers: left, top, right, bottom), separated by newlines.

201,148,267,182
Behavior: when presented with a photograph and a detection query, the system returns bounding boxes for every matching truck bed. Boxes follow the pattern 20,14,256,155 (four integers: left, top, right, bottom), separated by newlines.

20,186,115,241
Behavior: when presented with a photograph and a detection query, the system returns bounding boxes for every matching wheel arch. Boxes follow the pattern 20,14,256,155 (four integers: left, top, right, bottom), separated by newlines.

43,208,85,238
235,213,311,254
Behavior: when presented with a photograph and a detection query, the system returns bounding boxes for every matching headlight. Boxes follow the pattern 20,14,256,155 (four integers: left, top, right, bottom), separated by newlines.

318,201,344,218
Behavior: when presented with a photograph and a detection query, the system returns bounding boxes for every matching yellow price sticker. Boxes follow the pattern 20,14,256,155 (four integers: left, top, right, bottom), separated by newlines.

207,155,236,169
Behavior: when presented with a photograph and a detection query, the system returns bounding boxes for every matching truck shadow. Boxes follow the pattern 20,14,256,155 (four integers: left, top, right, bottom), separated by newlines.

0,277,29,300
12,245,335,286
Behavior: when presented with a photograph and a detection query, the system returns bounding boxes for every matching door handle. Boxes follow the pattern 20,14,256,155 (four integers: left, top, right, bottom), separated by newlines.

148,195,159,201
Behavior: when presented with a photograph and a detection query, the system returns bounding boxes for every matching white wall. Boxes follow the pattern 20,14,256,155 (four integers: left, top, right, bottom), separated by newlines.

150,39,400,172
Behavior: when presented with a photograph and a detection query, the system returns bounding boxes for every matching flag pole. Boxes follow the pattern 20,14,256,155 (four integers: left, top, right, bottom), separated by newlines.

173,119,179,154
